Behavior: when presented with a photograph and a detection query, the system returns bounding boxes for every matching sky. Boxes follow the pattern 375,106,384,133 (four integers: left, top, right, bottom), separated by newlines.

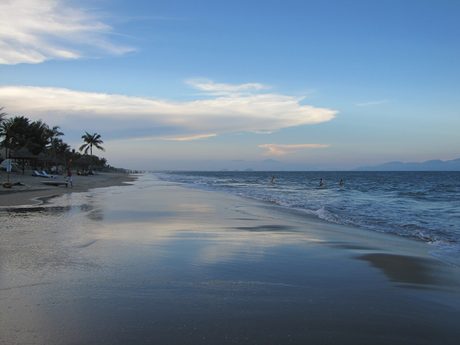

1,0,459,171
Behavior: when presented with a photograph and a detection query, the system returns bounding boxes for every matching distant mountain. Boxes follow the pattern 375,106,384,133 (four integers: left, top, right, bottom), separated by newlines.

354,158,460,171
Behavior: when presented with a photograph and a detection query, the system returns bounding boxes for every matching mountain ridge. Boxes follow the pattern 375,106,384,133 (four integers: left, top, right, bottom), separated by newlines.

353,158,460,171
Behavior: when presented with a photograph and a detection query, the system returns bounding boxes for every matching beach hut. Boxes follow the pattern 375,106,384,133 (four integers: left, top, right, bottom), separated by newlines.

10,147,37,175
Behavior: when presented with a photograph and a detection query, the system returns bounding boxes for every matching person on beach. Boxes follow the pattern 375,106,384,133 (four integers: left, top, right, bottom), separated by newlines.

66,168,73,188
269,176,275,183
319,178,323,186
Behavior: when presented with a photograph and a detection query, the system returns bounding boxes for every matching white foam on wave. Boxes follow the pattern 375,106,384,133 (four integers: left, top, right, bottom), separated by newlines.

314,206,367,229
429,247,460,268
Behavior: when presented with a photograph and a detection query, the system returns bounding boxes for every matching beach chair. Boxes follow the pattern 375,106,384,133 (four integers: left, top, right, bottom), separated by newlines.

40,181,68,187
32,170,47,177
42,171,57,178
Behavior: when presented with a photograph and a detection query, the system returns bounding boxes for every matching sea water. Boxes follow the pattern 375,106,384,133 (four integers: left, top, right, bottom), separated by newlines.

156,171,460,266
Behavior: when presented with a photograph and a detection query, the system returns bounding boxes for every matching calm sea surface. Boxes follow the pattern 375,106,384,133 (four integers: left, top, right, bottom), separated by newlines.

156,171,460,265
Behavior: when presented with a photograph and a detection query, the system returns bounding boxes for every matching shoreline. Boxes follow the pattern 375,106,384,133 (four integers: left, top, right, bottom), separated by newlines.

1,175,460,344
0,170,137,206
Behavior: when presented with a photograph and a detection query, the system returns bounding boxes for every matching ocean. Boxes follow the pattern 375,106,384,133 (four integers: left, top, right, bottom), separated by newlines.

156,171,460,266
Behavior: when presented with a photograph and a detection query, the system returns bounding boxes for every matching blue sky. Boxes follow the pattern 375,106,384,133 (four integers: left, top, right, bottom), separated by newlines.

1,0,459,170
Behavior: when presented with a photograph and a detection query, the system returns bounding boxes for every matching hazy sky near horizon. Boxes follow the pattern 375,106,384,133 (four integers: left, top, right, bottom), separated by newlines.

1,0,459,170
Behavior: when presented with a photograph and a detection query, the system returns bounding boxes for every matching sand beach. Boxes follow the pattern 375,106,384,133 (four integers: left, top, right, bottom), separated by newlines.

0,169,136,206
1,174,460,344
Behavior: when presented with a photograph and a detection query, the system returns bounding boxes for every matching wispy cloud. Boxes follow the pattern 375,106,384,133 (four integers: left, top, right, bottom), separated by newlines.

0,0,134,65
162,134,217,141
130,134,216,141
259,144,329,156
0,81,338,141
187,79,270,96
357,100,391,107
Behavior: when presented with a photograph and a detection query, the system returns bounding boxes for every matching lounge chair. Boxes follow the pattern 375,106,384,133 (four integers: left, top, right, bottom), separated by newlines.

42,171,57,178
32,170,47,177
40,180,68,187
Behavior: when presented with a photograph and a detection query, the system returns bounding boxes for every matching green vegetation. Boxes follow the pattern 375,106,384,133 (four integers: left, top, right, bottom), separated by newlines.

0,107,112,170
79,132,105,166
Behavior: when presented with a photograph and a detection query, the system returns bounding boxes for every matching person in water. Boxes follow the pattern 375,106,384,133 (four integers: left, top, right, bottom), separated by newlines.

319,178,323,186
339,180,343,186
269,176,275,183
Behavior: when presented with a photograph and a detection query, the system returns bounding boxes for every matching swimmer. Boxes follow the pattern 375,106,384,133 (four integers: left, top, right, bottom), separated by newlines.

339,180,343,186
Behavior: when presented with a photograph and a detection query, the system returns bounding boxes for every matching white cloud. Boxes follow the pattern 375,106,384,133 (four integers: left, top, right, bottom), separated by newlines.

0,82,338,141
357,100,390,107
162,134,217,141
0,0,134,65
259,144,329,156
187,79,269,95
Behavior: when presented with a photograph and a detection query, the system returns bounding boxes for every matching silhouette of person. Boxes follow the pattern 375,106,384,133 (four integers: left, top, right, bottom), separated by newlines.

66,168,73,188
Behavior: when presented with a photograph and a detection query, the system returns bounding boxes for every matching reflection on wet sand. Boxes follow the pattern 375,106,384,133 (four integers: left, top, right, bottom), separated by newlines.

330,243,379,251
233,224,294,232
2,204,72,215
357,253,441,286
1,176,460,345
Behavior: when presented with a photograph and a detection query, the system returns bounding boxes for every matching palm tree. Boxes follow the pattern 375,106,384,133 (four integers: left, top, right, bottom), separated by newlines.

0,115,49,155
1,116,30,152
0,112,12,181
0,117,12,161
79,132,105,166
47,125,64,163
0,107,7,123
0,107,8,140
52,138,71,168
27,119,50,155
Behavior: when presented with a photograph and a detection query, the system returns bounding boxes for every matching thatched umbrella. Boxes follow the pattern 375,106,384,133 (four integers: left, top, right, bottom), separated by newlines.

37,152,56,170
37,152,55,162
75,156,91,174
75,156,91,165
10,147,37,174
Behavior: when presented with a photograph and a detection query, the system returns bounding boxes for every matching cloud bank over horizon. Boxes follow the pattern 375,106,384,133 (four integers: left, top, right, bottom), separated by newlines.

0,0,134,65
0,83,338,141
259,144,330,156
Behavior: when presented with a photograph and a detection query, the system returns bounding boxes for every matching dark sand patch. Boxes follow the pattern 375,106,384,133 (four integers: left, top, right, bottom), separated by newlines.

233,224,294,232
330,242,380,251
357,253,442,285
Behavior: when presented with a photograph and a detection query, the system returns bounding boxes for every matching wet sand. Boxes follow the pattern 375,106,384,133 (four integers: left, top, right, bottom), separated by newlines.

0,169,137,206
1,176,460,344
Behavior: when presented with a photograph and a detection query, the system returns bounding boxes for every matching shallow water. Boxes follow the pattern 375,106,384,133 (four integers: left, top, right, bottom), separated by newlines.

156,171,460,265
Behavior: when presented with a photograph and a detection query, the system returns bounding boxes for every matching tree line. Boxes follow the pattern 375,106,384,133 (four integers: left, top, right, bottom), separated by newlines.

0,107,108,169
